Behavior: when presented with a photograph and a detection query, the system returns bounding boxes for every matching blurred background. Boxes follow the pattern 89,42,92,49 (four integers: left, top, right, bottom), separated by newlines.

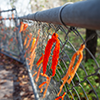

0,0,84,16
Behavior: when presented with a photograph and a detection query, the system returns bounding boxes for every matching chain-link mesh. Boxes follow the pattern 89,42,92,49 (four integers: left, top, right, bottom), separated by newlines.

21,20,100,100
0,8,100,100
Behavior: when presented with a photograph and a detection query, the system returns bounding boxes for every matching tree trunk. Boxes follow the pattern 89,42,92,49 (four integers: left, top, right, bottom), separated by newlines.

85,29,97,62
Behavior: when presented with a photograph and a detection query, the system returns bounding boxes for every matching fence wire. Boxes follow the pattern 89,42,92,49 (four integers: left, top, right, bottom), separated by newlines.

0,8,100,100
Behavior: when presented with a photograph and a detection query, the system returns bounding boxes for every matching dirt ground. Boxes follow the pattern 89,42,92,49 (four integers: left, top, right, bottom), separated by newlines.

0,64,13,100
0,53,35,100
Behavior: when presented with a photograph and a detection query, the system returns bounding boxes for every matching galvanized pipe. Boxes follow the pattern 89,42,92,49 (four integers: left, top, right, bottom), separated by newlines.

19,0,100,30
0,18,16,20
0,49,19,57
0,50,23,63
0,8,15,13
25,61,39,100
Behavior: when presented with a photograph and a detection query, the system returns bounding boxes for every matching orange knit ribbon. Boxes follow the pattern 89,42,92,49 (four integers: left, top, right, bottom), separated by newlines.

55,92,66,100
57,44,85,96
33,33,60,98
43,33,60,76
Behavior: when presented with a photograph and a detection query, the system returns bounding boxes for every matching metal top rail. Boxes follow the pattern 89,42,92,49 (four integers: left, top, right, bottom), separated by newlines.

19,0,100,30
0,8,16,13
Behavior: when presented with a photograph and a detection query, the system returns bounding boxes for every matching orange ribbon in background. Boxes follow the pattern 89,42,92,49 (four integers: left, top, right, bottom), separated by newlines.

19,22,28,33
55,92,66,100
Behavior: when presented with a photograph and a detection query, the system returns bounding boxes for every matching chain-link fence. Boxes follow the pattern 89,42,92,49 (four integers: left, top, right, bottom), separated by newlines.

0,8,24,63
0,0,100,100
20,21,100,100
